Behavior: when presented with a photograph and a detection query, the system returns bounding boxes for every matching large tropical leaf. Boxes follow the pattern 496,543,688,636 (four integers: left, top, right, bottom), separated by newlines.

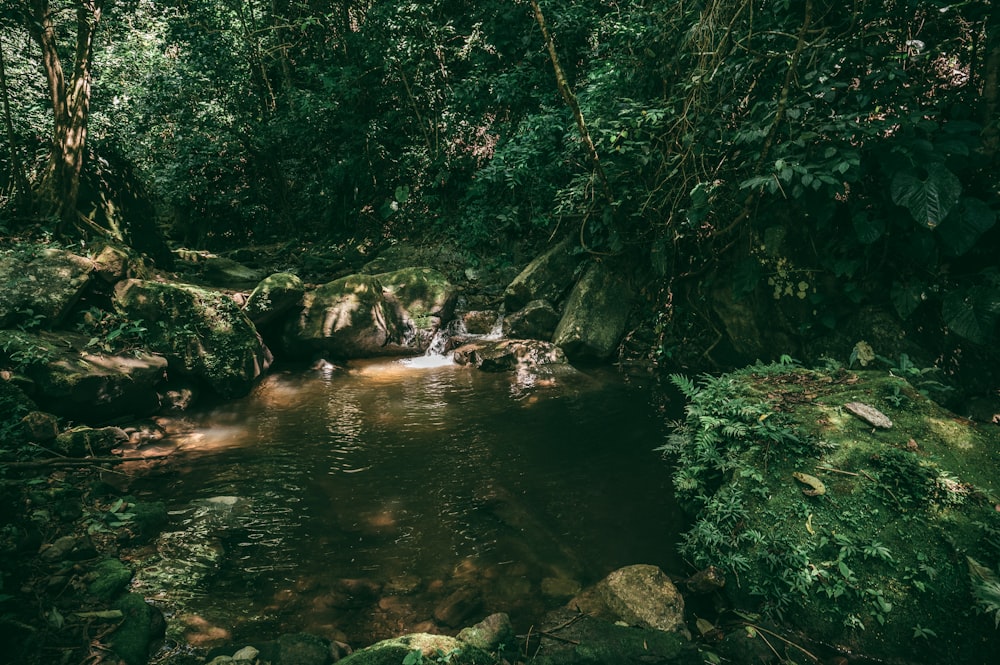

935,197,996,256
890,164,962,229
942,286,1000,345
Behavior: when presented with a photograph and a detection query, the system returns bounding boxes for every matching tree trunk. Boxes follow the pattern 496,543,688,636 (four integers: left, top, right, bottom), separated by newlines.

28,0,103,234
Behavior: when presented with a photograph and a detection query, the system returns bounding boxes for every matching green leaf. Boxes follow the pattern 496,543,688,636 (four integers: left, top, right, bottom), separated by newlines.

852,211,885,244
891,281,924,319
942,287,1000,344
935,197,996,256
890,164,962,229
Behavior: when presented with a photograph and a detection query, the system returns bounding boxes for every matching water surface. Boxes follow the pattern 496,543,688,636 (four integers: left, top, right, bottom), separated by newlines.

129,358,684,647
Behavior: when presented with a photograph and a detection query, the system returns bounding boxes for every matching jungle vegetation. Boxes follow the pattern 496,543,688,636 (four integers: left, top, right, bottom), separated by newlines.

1,0,998,378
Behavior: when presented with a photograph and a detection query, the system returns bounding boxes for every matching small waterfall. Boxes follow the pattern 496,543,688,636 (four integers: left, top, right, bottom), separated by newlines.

399,313,504,369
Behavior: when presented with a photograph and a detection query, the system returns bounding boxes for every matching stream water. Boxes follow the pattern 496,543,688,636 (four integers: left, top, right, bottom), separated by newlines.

127,357,685,650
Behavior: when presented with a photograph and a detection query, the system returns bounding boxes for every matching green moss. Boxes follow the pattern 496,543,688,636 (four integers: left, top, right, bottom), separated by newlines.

111,593,162,665
89,558,132,599
664,364,1000,662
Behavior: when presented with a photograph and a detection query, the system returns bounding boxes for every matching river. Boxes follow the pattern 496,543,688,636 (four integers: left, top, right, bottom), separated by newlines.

127,356,685,650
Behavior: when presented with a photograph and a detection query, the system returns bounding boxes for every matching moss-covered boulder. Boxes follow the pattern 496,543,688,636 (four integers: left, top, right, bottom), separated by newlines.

243,272,305,327
110,593,165,665
552,261,632,361
503,236,581,313
114,280,272,398
0,330,167,420
88,558,133,599
375,266,456,350
663,364,1000,663
286,274,412,359
0,246,93,328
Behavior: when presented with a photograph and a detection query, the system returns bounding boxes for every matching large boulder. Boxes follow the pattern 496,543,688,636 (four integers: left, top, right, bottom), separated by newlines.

0,330,166,420
286,270,454,359
114,280,271,398
502,299,560,341
503,237,581,313
552,261,632,360
452,339,567,372
286,274,410,358
0,247,94,328
374,267,456,349
570,564,689,638
243,272,305,328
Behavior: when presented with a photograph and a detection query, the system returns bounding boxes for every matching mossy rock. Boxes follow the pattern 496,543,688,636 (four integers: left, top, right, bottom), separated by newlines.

666,364,1000,663
89,558,133,599
114,279,271,398
243,272,305,327
111,593,164,665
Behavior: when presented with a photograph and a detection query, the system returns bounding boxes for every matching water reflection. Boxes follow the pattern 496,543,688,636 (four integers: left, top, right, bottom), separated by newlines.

130,358,683,649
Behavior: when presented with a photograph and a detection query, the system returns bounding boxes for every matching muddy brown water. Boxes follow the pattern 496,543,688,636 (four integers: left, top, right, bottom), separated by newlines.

128,357,685,650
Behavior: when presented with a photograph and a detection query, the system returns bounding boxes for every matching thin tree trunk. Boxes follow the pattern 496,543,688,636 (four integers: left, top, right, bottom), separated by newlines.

0,33,30,204
529,0,613,206
29,0,103,234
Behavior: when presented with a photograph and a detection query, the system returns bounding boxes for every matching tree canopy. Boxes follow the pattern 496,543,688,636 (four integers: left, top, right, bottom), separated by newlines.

1,0,998,366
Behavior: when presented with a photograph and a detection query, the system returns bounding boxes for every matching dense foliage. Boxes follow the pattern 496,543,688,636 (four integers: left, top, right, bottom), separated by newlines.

1,0,998,365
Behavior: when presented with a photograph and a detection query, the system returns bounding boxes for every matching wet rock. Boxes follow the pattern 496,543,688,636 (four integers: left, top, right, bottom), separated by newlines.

110,593,165,665
88,558,133,599
503,236,581,313
452,339,568,372
570,564,689,638
461,310,500,335
433,588,482,627
552,261,633,361
0,247,94,328
456,612,514,651
115,279,271,398
503,299,560,341
244,272,305,328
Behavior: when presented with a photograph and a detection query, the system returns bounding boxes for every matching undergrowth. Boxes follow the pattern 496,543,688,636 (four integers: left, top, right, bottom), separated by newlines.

659,362,1000,662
